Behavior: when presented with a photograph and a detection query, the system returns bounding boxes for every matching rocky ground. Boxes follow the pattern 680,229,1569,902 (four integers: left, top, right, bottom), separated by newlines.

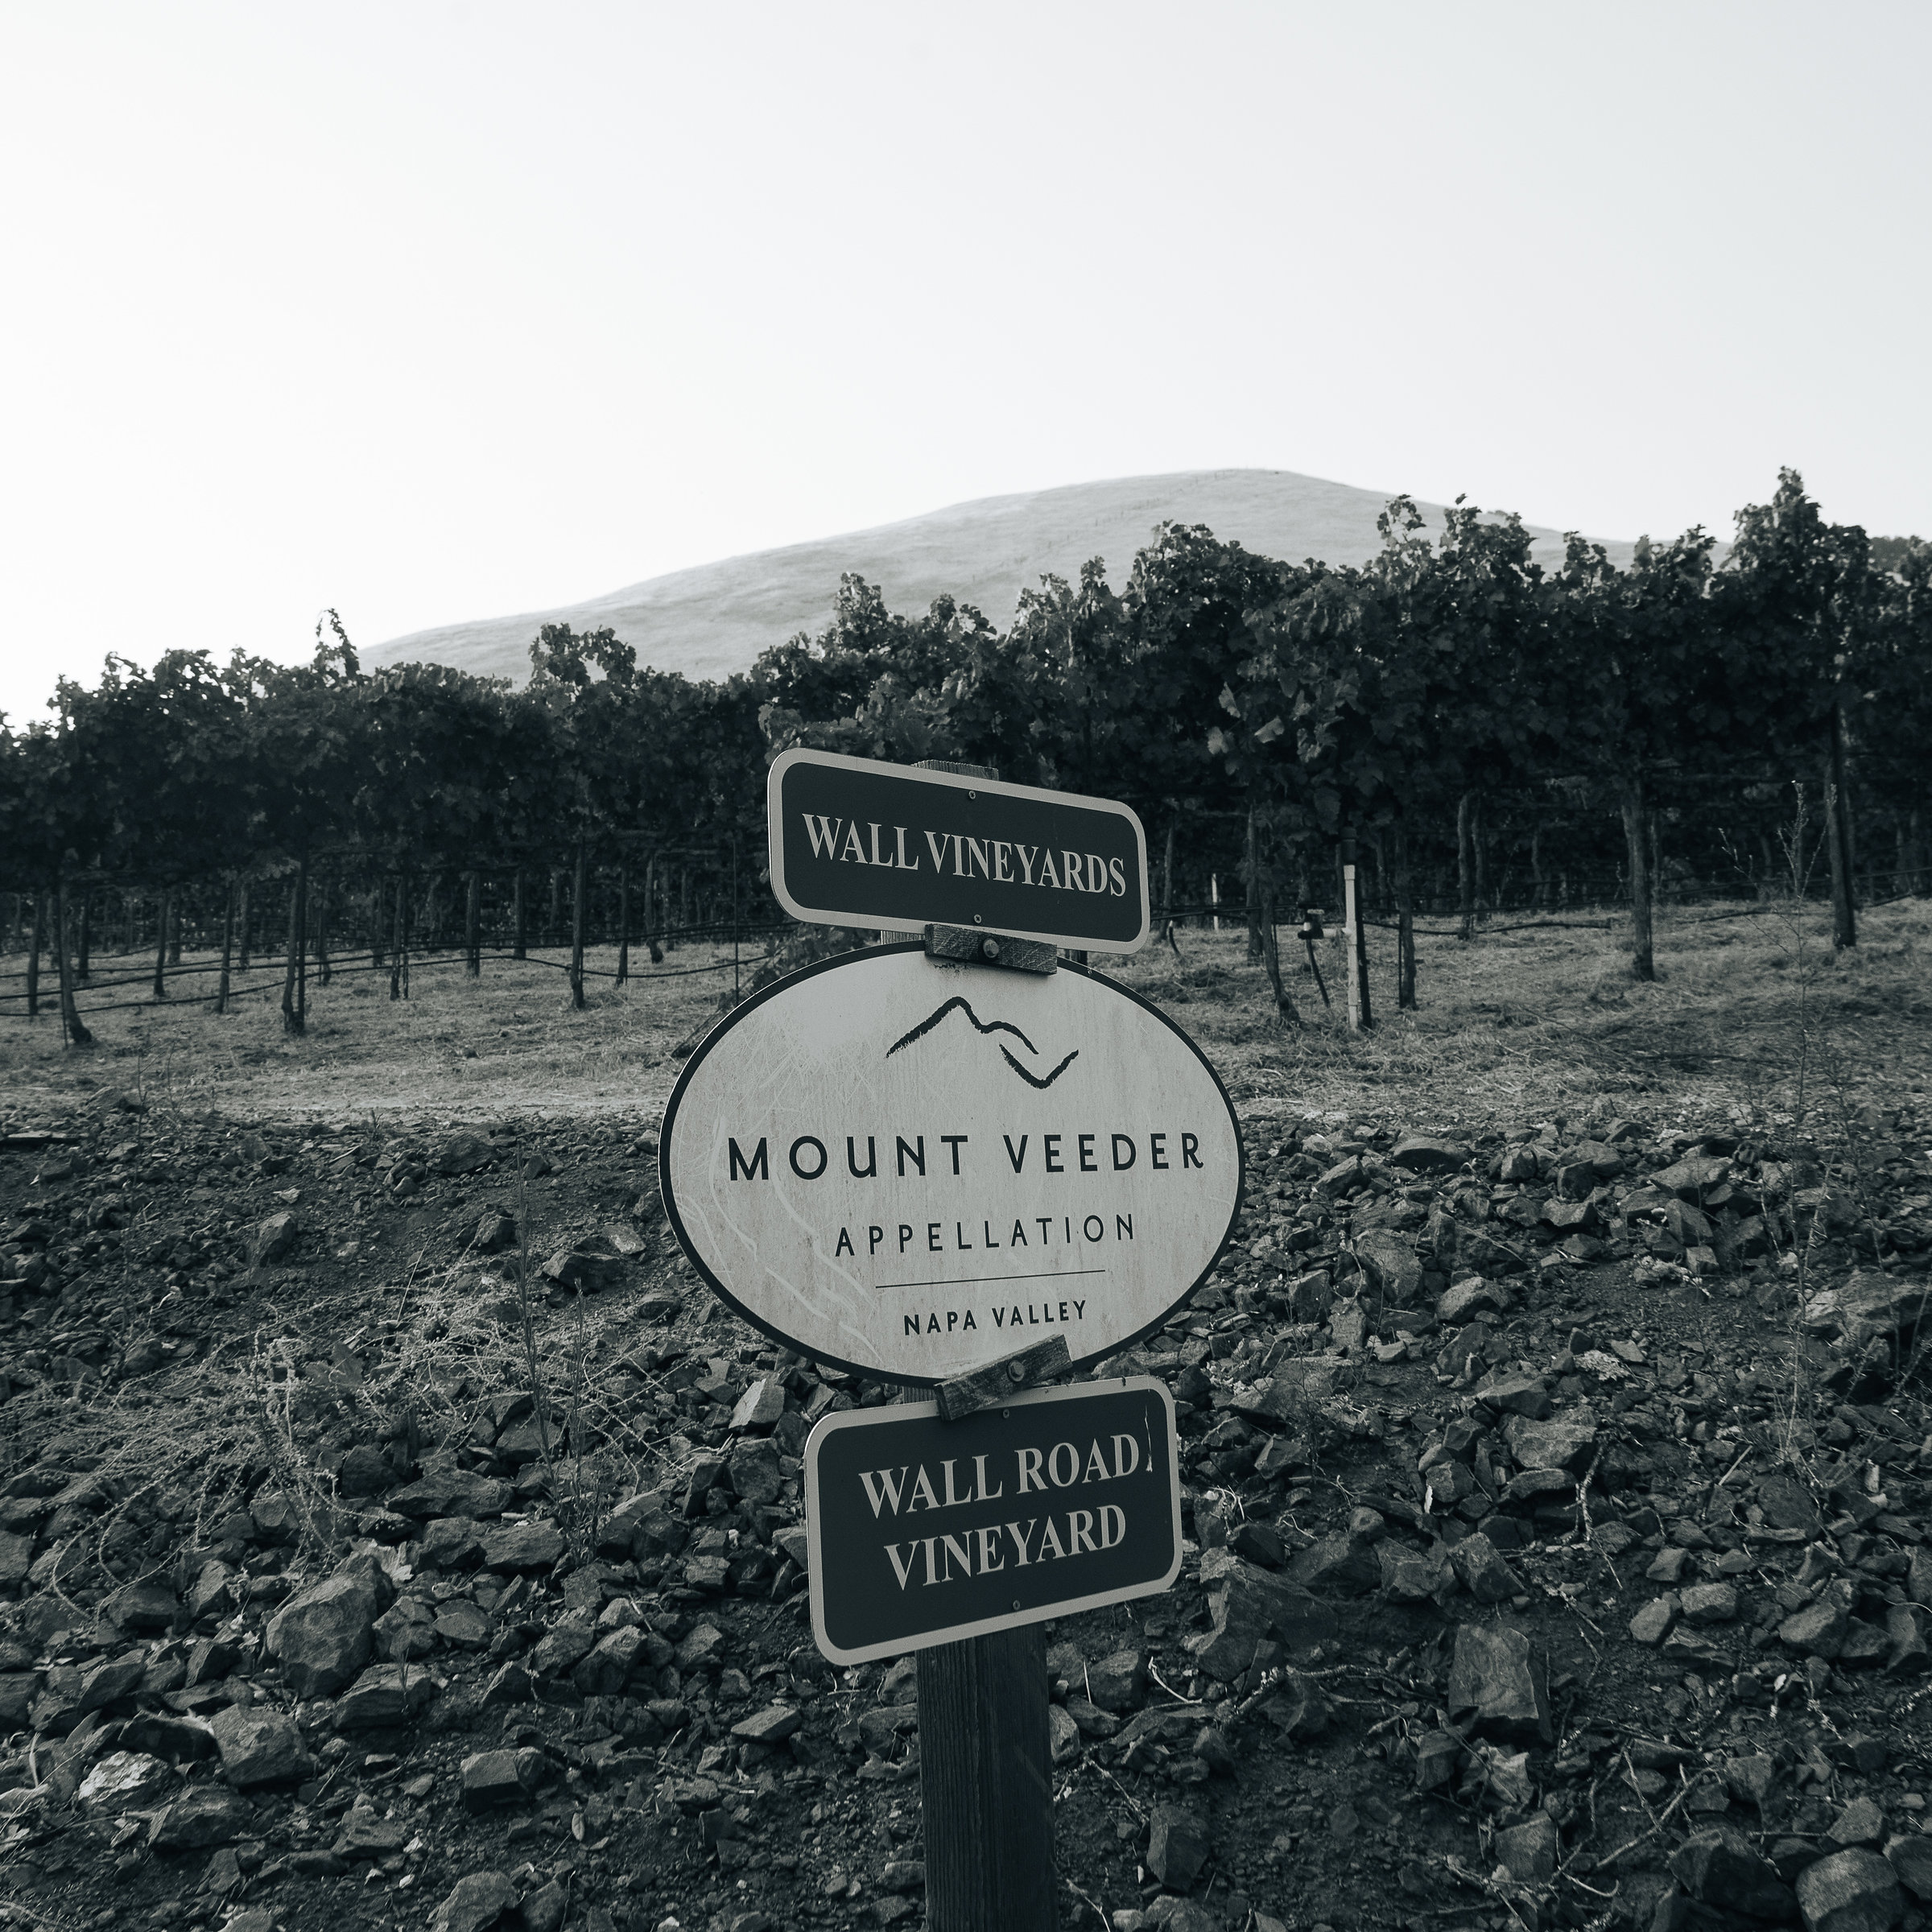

0,1080,1929,1932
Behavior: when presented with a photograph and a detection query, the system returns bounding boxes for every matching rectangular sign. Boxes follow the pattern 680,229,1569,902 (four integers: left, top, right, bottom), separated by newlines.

767,748,1150,952
804,1377,1180,1664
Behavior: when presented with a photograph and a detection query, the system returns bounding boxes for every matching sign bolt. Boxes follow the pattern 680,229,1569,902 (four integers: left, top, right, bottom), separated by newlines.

1006,1359,1027,1382
972,913,984,926
981,938,1000,961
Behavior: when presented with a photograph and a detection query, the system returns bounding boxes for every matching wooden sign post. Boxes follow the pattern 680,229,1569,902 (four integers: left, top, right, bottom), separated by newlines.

656,754,1235,1932
1339,830,1370,1033
919,1623,1056,1930
793,1376,1181,1932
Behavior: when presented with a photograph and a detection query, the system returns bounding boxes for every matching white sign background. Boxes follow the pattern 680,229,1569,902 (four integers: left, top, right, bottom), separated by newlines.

658,945,1244,1383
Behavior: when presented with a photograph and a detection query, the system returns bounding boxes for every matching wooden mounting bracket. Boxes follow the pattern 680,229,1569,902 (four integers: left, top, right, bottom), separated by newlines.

924,924,1058,974
934,1334,1073,1422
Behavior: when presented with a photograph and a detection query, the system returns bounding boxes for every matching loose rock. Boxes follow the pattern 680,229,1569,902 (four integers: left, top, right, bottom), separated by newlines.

1793,1847,1902,1932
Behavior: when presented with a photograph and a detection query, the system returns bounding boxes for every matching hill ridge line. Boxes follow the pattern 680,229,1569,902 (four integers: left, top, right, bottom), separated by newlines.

369,467,1634,689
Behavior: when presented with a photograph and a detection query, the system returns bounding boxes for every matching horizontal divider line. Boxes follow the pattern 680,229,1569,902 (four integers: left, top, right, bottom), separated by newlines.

873,1267,1107,1292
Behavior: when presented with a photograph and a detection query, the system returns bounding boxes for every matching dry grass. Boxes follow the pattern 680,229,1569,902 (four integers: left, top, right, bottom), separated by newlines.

1101,894,1932,1137
4,895,1923,1608
0,1239,709,1607
0,942,763,1125
0,898,1926,1141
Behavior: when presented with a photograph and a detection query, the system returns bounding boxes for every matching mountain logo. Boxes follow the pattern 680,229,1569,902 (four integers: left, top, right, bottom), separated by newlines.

885,997,1079,1090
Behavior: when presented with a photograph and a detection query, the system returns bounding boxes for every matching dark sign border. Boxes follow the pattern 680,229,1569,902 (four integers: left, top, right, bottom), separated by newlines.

655,943,1245,1386
804,1377,1183,1664
766,747,1151,952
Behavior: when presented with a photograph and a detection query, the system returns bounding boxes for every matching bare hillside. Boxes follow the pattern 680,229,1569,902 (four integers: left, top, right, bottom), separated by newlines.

369,468,1634,685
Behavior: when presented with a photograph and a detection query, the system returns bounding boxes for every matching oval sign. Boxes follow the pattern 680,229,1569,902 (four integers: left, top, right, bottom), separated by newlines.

658,944,1243,1384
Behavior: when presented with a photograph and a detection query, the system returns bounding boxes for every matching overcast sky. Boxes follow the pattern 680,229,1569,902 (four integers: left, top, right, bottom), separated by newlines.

2,2,1926,726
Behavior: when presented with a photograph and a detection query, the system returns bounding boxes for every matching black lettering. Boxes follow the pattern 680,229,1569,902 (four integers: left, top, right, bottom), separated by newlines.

789,1135,828,1180
927,1222,942,1252
1183,1133,1203,1169
1044,1134,1063,1174
1115,1215,1133,1241
898,1136,926,1178
1111,1133,1136,1170
939,1133,968,1175
835,1227,854,1256
847,1135,877,1179
729,1137,769,1182
869,1225,886,1253
1083,1214,1104,1243
1078,1133,1096,1172
1003,1134,1028,1172
1150,1133,1169,1170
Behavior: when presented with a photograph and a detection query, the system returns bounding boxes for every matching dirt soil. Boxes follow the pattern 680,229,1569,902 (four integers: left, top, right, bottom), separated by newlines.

1,912,1930,1932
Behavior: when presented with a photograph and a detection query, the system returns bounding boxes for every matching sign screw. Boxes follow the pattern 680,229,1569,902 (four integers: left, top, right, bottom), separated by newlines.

972,913,984,926
1013,1599,1022,1611
981,938,1000,961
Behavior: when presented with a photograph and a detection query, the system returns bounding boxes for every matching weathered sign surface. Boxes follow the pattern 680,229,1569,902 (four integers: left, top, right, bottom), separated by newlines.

805,1378,1181,1663
658,945,1243,1383
766,747,1150,952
